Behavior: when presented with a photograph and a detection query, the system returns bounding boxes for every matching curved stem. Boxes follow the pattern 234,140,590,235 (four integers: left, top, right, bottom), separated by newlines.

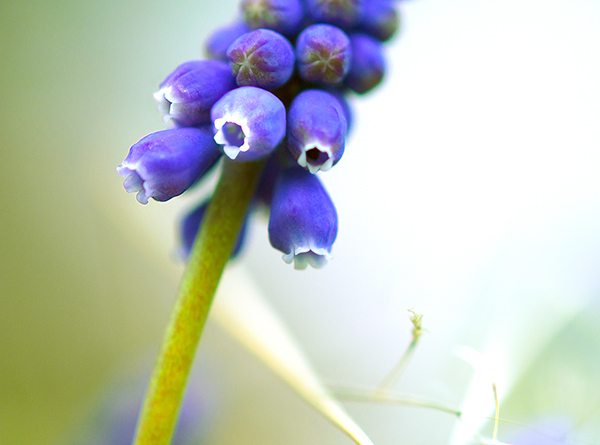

133,158,265,445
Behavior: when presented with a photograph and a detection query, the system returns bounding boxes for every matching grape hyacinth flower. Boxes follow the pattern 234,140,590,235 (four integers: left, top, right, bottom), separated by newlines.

287,89,347,173
204,21,250,62
118,0,404,441
212,86,286,160
268,166,338,269
227,29,295,89
296,24,352,85
305,0,363,30
117,127,221,204
240,0,304,37
344,33,385,94
154,60,236,127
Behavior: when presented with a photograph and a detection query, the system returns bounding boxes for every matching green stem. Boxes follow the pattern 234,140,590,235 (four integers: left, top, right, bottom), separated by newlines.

133,158,265,445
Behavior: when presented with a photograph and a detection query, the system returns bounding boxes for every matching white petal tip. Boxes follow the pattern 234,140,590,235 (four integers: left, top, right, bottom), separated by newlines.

223,145,241,159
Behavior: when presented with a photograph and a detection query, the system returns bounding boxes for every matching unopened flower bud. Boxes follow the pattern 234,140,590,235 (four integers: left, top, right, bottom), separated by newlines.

305,0,363,30
241,0,304,37
358,0,400,42
344,33,385,94
296,24,351,85
227,29,295,89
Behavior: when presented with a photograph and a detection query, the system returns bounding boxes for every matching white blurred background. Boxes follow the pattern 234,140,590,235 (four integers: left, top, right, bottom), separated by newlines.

1,0,600,443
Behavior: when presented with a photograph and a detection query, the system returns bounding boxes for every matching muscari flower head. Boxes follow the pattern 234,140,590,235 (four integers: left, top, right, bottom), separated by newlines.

154,60,236,127
287,89,347,173
179,200,249,261
358,0,400,42
121,0,401,268
296,24,352,85
305,0,363,30
117,127,221,204
344,33,385,94
227,28,295,89
268,166,338,269
240,0,305,37
204,21,250,62
212,86,286,161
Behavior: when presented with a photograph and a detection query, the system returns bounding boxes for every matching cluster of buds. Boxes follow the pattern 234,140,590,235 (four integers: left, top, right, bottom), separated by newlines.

118,0,402,269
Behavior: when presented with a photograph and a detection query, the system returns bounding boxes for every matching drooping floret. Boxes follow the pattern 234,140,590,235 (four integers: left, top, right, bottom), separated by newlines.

117,127,221,204
154,60,236,127
268,166,338,269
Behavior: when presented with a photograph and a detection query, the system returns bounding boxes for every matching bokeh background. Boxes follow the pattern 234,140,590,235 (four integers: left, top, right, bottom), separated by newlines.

1,0,600,443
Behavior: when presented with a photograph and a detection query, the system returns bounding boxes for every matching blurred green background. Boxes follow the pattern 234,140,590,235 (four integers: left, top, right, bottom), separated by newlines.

0,0,236,442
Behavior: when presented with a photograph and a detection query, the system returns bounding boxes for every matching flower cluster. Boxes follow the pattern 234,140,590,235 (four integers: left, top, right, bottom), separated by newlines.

118,0,402,269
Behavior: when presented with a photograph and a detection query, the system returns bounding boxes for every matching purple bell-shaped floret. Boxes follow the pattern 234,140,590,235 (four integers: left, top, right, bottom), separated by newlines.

287,89,347,173
154,60,236,127
268,166,338,269
117,127,221,204
211,86,286,161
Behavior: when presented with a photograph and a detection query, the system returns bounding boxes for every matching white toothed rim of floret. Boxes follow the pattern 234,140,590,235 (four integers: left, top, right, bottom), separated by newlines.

282,242,333,270
297,140,334,174
213,116,252,160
